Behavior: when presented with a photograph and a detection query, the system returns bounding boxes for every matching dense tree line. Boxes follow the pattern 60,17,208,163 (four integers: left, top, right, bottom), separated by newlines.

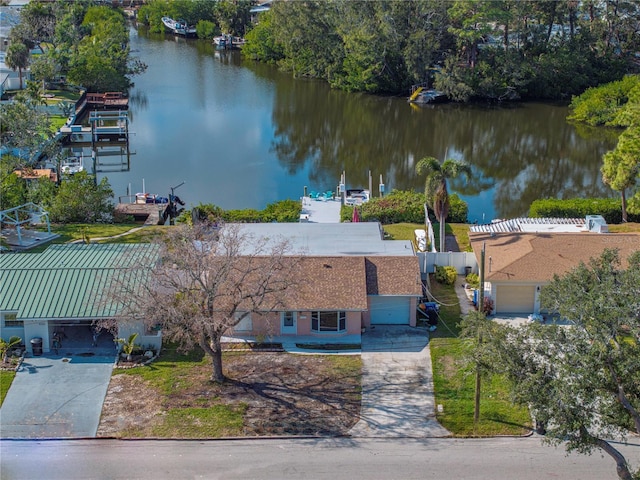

7,1,145,92
568,74,640,220
136,0,253,39
243,0,640,101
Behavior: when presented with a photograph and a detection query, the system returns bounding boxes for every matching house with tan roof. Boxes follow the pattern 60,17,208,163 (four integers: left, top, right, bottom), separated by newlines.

230,255,422,338
1,224,422,354
469,231,640,315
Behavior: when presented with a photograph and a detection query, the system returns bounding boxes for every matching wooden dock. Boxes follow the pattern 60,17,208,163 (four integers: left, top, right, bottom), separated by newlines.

115,203,165,226
86,92,129,109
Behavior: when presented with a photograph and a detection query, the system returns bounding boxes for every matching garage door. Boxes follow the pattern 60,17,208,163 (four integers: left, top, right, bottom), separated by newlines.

495,285,535,314
369,296,410,325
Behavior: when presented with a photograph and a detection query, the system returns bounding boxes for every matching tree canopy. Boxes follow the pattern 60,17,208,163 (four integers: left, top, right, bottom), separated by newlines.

495,249,640,480
243,0,639,100
109,224,300,383
416,157,470,252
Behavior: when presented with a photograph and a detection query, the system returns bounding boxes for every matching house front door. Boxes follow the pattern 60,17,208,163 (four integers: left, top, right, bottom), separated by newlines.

280,311,297,335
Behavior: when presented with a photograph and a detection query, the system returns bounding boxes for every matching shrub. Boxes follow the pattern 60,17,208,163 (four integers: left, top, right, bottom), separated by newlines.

261,199,301,222
529,198,640,224
482,297,494,316
465,272,479,289
447,193,469,223
183,200,301,225
435,265,457,285
339,189,468,224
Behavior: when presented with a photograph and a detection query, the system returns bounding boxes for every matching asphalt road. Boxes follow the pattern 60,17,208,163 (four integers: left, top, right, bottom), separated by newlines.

2,436,638,480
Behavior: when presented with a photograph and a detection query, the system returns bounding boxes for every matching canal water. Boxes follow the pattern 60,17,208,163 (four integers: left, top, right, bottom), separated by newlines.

98,27,618,223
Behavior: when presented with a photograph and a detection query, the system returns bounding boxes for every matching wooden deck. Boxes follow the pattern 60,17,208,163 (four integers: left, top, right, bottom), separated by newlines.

115,203,165,226
86,92,129,109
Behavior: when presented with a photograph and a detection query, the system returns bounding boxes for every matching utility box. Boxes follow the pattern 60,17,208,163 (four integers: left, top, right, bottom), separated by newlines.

586,215,608,233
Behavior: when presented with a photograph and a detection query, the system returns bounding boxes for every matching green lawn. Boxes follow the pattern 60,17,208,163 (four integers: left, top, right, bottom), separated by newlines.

383,222,471,252
428,280,531,436
0,371,16,406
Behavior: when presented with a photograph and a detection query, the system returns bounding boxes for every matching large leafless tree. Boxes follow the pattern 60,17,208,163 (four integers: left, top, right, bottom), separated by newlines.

112,224,299,383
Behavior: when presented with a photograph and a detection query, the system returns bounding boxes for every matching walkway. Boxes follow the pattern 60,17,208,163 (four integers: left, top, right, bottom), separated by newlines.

299,196,341,223
0,352,115,439
349,326,450,438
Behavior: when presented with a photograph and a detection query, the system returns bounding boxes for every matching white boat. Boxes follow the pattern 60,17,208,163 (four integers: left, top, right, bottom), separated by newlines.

161,16,196,36
60,156,84,175
213,33,246,49
344,188,370,206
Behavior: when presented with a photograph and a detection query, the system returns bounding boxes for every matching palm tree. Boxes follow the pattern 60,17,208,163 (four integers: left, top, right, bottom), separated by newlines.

416,157,471,252
5,42,30,90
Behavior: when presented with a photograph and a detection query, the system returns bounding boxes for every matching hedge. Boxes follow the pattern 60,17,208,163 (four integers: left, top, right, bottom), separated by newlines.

529,198,640,224
339,190,468,224
181,199,301,224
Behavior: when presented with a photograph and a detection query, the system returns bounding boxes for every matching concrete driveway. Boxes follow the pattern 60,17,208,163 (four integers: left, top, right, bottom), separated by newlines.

349,325,450,438
0,353,115,439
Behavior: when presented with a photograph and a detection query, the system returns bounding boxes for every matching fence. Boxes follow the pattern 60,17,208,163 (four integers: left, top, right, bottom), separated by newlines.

417,251,478,275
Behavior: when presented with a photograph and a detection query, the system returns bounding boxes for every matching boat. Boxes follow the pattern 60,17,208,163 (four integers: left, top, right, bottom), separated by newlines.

161,16,196,36
408,87,447,105
344,188,370,206
213,33,246,49
135,193,169,205
60,156,84,175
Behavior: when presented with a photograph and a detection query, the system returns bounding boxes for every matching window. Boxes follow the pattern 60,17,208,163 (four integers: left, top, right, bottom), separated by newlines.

311,311,346,333
3,312,22,328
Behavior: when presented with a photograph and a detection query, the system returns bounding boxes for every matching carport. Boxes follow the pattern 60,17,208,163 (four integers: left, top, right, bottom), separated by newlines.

49,320,116,357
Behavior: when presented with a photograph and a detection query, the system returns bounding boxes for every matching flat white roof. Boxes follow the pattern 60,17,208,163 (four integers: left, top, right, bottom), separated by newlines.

230,222,415,256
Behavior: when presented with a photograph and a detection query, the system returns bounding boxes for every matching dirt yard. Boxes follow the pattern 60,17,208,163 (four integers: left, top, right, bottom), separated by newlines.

98,351,362,438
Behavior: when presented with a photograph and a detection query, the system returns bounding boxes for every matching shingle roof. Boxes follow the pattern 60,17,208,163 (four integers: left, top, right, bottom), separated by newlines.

0,244,157,319
365,257,422,296
284,257,368,311
469,232,640,282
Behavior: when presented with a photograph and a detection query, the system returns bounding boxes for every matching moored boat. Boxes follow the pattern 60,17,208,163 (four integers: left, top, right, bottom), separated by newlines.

213,33,246,49
136,192,169,204
408,86,447,105
161,16,196,36
60,156,84,175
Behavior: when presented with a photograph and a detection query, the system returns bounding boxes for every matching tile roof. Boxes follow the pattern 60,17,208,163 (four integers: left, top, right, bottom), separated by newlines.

469,232,640,282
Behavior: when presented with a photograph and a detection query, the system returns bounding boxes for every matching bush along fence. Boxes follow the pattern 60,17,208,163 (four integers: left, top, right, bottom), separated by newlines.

529,198,640,224
339,190,468,224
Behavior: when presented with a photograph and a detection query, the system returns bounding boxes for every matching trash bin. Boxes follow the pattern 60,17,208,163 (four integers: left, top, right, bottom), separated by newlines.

464,266,472,276
30,337,43,356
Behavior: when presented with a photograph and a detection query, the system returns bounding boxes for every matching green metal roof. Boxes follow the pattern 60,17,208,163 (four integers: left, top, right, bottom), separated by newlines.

0,243,158,320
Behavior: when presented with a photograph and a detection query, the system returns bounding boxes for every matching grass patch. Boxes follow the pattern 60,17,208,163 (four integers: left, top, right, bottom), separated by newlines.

428,279,530,436
449,223,472,252
608,222,640,233
147,405,246,438
0,371,16,406
104,344,362,438
99,226,166,244
383,222,471,252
